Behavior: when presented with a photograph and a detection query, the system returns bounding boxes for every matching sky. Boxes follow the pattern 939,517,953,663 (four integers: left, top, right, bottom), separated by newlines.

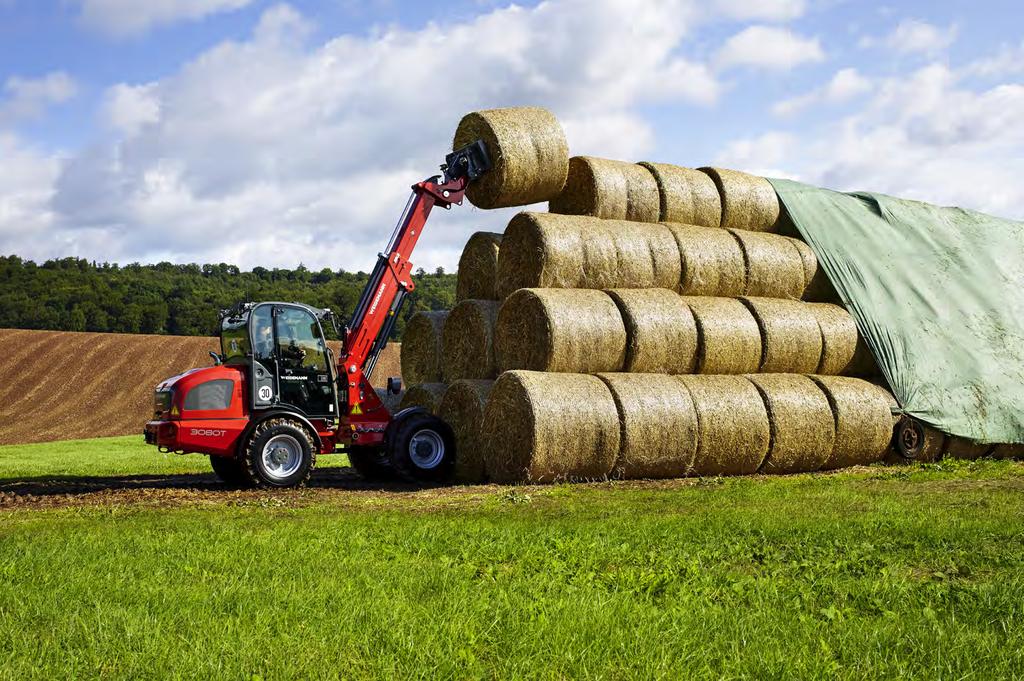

1,0,1022,272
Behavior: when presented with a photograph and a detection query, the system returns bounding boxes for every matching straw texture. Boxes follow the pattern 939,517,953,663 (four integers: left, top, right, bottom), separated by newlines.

740,297,823,374
809,376,896,470
374,387,404,413
598,373,699,479
682,296,762,374
729,229,806,299
399,383,447,414
638,162,721,228
747,374,835,474
699,167,781,232
456,232,503,301
548,157,660,222
494,288,626,373
453,107,569,209
606,288,699,374
437,379,494,483
806,303,875,376
400,310,448,384
991,444,1024,459
677,375,770,476
943,436,993,460
666,223,747,297
441,299,500,381
482,371,619,483
496,212,681,298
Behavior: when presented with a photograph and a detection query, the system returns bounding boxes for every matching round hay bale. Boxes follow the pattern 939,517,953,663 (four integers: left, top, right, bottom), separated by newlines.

441,299,500,381
399,382,447,414
806,303,865,376
548,157,660,222
482,371,619,483
682,297,762,375
453,107,569,209
991,444,1024,460
666,223,746,297
494,288,626,373
437,379,495,483
787,237,839,302
638,162,721,228
913,424,947,463
739,297,823,374
598,373,699,479
456,232,503,301
699,167,781,232
496,212,681,298
746,374,835,474
374,387,405,413
943,436,993,460
400,310,448,384
606,288,698,374
809,376,896,470
676,375,770,476
728,229,805,299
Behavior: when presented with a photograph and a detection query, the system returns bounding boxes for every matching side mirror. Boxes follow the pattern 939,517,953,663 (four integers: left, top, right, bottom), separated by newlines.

209,351,223,366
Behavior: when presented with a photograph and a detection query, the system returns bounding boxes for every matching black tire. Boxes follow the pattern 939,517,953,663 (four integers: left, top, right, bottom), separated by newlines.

209,454,249,487
347,446,396,481
896,417,944,462
387,411,456,483
240,417,317,488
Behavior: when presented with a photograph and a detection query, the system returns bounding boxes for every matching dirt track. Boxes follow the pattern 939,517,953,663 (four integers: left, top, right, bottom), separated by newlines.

0,329,401,445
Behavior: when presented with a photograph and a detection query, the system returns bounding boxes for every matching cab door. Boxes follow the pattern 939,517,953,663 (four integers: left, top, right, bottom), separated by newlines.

273,306,336,417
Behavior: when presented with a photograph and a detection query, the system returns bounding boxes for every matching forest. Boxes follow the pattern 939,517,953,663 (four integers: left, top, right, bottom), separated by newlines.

0,255,456,340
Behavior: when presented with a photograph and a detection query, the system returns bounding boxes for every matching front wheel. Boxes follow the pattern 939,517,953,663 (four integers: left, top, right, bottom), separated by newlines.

388,411,456,483
241,418,317,488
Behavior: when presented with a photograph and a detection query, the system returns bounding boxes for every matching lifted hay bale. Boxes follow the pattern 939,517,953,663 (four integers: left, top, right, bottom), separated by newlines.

682,297,762,374
400,310,448,384
943,436,993,460
548,157,660,222
482,371,619,483
453,107,569,209
494,288,626,373
399,382,447,414
699,167,781,232
496,212,681,298
740,297,823,374
441,299,500,381
606,288,698,374
747,374,835,474
666,223,747,297
809,376,896,470
806,303,877,376
637,162,721,228
598,373,699,479
437,379,495,483
729,229,806,299
677,375,770,476
456,232,503,301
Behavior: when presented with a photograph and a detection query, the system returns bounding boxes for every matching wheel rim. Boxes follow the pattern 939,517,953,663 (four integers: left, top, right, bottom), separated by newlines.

409,429,445,470
261,434,304,480
899,419,923,459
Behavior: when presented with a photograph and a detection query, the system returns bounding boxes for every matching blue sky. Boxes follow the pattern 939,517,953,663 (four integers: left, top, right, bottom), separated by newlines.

1,0,1022,270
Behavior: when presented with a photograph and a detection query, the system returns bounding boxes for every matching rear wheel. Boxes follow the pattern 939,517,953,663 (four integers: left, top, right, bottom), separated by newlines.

209,454,247,487
347,446,396,481
241,417,316,488
388,411,456,483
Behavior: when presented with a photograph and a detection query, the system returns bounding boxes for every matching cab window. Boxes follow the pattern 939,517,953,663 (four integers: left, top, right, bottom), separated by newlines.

184,379,234,411
275,307,327,372
251,305,275,362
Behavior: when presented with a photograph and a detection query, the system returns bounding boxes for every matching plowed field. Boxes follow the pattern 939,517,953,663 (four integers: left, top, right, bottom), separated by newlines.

0,329,400,445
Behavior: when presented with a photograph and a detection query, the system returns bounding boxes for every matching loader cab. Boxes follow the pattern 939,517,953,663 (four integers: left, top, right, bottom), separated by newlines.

220,302,338,419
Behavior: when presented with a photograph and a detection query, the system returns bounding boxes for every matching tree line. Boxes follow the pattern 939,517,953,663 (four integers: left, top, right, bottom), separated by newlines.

0,255,456,340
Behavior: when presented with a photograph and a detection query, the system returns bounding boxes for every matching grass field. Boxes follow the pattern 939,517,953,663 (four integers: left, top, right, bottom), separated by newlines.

1,437,1023,679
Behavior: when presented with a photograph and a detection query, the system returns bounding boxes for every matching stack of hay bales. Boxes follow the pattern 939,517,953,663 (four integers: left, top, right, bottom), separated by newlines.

397,106,901,484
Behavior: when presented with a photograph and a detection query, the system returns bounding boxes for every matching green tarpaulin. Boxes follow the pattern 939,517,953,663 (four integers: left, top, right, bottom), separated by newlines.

770,179,1024,444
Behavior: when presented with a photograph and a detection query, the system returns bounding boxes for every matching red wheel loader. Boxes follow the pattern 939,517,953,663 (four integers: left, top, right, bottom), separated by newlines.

143,141,492,487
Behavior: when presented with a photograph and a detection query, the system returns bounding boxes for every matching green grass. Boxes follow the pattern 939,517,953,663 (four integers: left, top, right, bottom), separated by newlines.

1,438,1024,679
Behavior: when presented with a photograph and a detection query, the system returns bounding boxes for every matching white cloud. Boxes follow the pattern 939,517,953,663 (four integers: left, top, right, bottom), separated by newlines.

75,0,254,38
772,67,872,116
860,19,958,56
21,0,720,270
963,41,1024,78
0,134,61,248
715,26,825,71
710,0,806,22
0,72,77,127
